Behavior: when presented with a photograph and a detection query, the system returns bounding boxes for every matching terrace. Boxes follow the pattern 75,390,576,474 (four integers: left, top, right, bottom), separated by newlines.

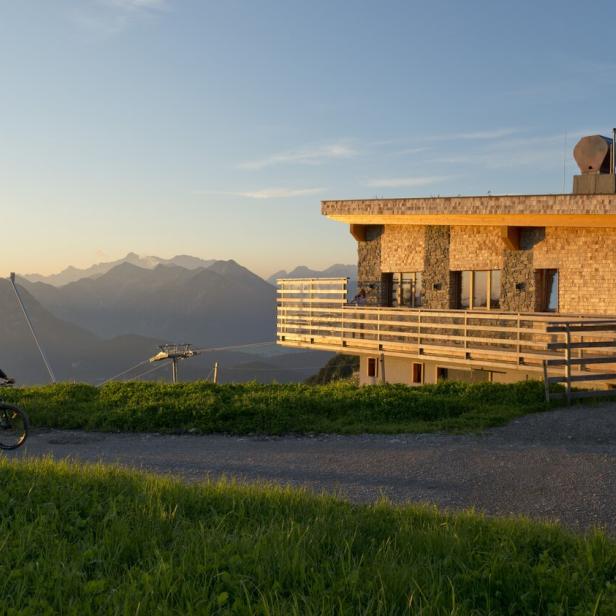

277,277,616,400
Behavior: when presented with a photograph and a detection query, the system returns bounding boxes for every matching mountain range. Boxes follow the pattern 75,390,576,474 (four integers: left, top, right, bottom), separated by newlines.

23,252,215,286
4,255,349,384
266,264,356,285
18,259,275,345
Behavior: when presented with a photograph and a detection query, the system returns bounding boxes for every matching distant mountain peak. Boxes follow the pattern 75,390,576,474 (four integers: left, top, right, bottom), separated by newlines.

267,264,356,285
21,253,217,287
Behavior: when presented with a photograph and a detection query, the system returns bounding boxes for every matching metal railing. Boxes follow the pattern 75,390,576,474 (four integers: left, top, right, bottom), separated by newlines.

277,278,616,395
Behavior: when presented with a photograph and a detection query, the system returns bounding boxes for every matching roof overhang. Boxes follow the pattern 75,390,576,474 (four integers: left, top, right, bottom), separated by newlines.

322,194,616,228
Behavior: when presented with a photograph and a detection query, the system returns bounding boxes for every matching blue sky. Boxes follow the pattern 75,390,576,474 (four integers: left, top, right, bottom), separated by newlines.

2,0,616,278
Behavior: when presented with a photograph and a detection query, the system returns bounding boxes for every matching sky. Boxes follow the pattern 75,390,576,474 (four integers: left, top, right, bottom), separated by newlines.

2,0,616,278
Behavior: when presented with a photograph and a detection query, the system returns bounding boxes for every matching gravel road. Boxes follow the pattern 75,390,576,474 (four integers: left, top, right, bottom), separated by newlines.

6,404,616,534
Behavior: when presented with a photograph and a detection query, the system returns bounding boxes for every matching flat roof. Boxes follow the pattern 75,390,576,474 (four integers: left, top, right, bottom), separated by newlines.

321,193,616,227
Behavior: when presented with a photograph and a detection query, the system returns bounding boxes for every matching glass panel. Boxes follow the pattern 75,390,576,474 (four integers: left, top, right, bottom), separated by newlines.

460,271,471,309
401,273,413,306
490,270,501,309
391,273,401,307
414,272,423,307
546,270,558,312
473,271,488,308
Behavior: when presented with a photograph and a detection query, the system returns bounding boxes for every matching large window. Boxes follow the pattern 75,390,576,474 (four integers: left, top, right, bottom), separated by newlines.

389,272,423,307
458,270,501,310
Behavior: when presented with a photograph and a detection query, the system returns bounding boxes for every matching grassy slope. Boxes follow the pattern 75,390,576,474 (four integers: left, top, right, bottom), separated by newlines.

2,380,549,435
0,458,615,615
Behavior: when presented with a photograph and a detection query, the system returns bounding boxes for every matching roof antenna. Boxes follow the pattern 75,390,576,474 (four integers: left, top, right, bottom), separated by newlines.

8,273,56,383
562,130,567,193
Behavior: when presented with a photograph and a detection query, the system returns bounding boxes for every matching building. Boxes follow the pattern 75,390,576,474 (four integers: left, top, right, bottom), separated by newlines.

277,135,616,390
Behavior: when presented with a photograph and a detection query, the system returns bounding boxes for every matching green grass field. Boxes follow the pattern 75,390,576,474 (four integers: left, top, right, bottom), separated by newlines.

0,457,614,615
2,380,549,435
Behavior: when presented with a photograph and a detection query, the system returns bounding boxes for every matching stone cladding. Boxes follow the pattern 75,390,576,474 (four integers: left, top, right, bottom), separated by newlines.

357,225,383,304
422,226,454,309
501,250,536,312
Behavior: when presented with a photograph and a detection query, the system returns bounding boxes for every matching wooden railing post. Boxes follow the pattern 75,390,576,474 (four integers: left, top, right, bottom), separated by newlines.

542,359,550,403
517,314,521,365
565,325,572,406
309,279,313,338
418,310,422,349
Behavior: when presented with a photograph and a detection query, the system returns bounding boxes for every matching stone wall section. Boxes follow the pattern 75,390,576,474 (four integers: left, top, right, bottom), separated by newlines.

501,250,536,312
380,225,425,272
422,226,453,309
449,226,504,271
357,225,383,304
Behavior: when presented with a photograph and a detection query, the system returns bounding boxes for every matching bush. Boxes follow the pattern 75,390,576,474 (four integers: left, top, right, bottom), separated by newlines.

1,380,549,435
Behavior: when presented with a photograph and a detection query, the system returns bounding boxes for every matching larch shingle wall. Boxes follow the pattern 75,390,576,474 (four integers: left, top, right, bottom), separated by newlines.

449,226,504,271
380,225,425,272
322,194,616,217
534,227,616,314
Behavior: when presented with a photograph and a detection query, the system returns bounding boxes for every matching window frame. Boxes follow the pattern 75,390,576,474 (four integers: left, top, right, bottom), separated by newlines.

367,357,378,378
458,269,501,311
389,271,423,308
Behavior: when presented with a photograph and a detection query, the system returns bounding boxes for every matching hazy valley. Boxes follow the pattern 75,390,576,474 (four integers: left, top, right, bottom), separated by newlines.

3,254,356,385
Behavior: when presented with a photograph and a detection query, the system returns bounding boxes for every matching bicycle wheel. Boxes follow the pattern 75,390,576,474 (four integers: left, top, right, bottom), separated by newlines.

0,404,29,450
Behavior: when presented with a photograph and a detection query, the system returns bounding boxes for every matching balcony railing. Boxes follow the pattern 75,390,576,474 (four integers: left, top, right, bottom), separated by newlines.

277,277,616,397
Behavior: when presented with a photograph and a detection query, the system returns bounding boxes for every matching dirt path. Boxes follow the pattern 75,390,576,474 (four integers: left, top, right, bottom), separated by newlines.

7,404,616,534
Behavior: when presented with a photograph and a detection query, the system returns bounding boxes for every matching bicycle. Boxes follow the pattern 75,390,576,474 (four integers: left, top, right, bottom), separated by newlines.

0,377,29,450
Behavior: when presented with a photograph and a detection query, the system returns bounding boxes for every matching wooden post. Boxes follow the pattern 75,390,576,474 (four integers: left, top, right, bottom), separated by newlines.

542,359,550,403
213,362,219,384
517,314,521,365
172,358,178,384
565,325,572,406
379,352,386,384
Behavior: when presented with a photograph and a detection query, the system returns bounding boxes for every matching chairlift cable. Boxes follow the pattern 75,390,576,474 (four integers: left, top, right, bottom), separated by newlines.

99,359,150,386
130,360,171,381
8,273,56,384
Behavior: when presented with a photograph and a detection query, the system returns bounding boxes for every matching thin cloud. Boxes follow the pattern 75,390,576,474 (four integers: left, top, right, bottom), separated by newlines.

238,142,357,170
104,0,166,11
236,187,326,199
424,128,520,142
366,176,455,189
194,187,326,199
71,0,167,35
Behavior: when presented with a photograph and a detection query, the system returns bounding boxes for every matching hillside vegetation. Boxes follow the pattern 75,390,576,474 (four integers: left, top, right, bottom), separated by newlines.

3,380,548,434
305,354,359,384
0,458,614,614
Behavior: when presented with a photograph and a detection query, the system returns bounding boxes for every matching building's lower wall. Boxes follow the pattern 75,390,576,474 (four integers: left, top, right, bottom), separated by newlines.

358,355,537,386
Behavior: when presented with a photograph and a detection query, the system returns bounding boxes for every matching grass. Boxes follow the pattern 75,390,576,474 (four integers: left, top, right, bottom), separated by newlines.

1,380,550,435
0,457,614,615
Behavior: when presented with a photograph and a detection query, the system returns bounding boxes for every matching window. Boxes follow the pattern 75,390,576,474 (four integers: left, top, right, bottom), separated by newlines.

490,270,501,309
536,269,558,312
389,272,423,307
412,363,423,384
457,270,501,310
436,367,449,381
367,357,378,378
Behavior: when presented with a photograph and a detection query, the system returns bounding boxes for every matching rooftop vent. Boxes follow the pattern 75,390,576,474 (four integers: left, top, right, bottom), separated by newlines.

572,132,616,194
